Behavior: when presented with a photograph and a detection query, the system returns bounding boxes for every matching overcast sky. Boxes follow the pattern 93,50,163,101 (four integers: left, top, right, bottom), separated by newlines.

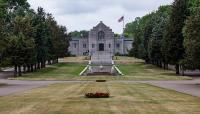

27,0,173,34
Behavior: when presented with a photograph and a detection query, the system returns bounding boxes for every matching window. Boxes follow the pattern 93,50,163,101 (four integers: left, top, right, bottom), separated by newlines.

109,44,111,48
83,44,86,48
74,43,77,48
92,44,95,48
117,43,120,48
98,31,105,40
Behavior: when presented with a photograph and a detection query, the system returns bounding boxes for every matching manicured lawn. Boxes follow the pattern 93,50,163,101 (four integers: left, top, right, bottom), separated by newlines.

14,62,191,81
12,56,191,81
0,82,200,114
16,63,86,80
117,63,190,80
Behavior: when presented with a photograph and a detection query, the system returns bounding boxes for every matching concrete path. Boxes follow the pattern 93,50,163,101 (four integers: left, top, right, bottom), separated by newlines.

145,78,200,97
1,78,200,97
1,68,200,97
0,79,89,96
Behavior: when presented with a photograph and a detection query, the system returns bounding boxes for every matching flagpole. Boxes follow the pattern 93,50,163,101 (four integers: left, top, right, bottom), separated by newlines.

122,15,125,55
118,15,125,55
123,16,125,35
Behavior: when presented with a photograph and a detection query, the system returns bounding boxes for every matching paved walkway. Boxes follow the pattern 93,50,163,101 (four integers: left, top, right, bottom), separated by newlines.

1,79,200,97
145,78,200,97
1,69,200,97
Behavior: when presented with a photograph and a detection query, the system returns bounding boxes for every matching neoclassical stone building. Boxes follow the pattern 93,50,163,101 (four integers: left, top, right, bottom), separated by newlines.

69,21,133,56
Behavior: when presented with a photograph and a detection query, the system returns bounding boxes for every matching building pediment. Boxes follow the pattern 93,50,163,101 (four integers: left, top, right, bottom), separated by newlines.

90,21,113,33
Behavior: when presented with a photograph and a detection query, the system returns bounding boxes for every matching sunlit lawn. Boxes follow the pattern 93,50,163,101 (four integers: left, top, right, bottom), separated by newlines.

13,56,191,81
0,82,200,114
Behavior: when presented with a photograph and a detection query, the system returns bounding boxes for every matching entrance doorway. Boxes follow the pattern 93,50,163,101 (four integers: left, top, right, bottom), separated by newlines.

99,43,104,51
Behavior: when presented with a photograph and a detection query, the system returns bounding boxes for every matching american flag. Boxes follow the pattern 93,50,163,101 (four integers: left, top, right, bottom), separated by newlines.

118,16,124,22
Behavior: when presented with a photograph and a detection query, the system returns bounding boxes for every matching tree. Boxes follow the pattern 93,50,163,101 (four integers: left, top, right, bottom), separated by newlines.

163,0,187,74
68,30,89,38
187,0,200,15
8,33,35,76
125,17,141,57
0,0,70,76
149,5,171,68
0,0,8,67
183,7,200,70
124,17,140,38
140,13,156,63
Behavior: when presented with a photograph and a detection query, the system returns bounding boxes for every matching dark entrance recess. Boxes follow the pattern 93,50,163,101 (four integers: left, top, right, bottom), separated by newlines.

99,43,104,51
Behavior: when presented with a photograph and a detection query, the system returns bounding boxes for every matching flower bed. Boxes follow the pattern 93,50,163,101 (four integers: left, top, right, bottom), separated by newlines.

85,92,110,98
96,80,106,82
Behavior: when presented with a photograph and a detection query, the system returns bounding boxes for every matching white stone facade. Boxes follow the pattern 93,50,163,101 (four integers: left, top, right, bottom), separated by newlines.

69,21,133,56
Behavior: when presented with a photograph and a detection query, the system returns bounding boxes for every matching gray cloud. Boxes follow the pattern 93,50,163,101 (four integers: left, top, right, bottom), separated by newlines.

27,0,173,33
52,0,173,15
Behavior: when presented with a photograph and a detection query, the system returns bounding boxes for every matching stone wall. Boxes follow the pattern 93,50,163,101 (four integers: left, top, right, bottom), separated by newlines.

68,21,134,56
89,21,115,55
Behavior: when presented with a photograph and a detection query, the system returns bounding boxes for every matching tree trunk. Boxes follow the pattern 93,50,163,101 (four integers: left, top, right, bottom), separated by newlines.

145,59,149,64
163,62,165,69
163,63,167,70
14,65,17,77
43,61,46,68
56,58,59,63
41,61,45,68
159,61,162,68
34,64,37,70
175,64,180,75
37,62,41,69
48,60,51,65
18,65,22,76
23,65,26,73
31,64,34,72
27,65,31,72
182,69,185,76
166,64,169,69
180,65,185,76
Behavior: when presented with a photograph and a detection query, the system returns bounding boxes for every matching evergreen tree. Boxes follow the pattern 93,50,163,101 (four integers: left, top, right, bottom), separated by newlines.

0,0,70,76
149,5,171,68
163,0,187,74
183,6,200,70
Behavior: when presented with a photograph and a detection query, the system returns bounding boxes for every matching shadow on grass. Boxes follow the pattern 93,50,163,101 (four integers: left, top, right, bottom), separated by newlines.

160,72,177,76
0,83,7,87
19,63,86,78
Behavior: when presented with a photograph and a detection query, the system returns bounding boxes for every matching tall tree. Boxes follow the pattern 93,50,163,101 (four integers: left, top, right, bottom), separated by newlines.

0,0,70,76
183,1,200,70
183,13,200,70
163,0,187,74
149,5,171,68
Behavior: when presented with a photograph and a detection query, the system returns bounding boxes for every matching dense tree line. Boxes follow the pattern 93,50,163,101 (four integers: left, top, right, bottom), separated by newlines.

126,0,200,75
0,0,69,77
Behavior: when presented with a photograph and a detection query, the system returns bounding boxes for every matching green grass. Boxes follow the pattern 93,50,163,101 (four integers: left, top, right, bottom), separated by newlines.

16,63,86,80
13,62,191,81
117,63,190,80
0,82,200,114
